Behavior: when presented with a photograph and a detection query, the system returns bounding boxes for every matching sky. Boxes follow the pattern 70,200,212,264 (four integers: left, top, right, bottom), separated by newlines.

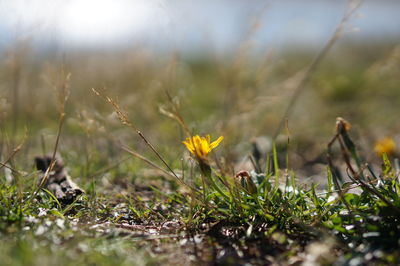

0,0,399,55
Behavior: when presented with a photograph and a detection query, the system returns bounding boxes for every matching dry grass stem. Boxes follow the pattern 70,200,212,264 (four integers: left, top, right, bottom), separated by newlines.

273,0,363,139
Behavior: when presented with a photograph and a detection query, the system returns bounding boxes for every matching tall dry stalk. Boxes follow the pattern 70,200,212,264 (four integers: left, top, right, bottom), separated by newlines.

272,0,363,140
92,88,196,191
34,66,70,194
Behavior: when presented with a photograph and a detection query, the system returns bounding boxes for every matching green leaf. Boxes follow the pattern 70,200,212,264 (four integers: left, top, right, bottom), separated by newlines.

332,216,342,225
382,153,392,176
42,188,61,208
344,193,360,206
50,209,65,219
342,182,354,190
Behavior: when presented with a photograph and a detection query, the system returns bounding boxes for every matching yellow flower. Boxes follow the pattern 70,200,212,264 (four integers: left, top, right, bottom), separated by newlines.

374,137,396,156
183,135,224,159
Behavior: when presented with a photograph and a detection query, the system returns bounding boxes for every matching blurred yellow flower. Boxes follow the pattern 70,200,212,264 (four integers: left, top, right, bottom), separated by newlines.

183,135,224,159
374,137,396,156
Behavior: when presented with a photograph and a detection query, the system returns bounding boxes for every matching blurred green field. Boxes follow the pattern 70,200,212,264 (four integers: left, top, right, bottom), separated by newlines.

2,42,400,167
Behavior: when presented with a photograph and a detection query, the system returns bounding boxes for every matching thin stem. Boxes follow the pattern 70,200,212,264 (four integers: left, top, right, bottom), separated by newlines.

273,0,362,140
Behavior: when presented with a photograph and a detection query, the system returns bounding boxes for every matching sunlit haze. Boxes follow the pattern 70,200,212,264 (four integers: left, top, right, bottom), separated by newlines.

60,0,158,45
0,0,399,54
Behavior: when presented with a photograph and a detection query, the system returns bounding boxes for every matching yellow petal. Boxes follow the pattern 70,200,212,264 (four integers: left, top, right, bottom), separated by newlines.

194,136,203,157
199,137,208,154
182,138,191,147
209,136,224,149
193,135,201,146
374,137,396,155
182,139,195,154
183,134,224,158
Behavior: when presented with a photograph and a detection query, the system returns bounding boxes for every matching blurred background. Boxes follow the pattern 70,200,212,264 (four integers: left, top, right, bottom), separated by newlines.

0,0,399,177
1,0,400,54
